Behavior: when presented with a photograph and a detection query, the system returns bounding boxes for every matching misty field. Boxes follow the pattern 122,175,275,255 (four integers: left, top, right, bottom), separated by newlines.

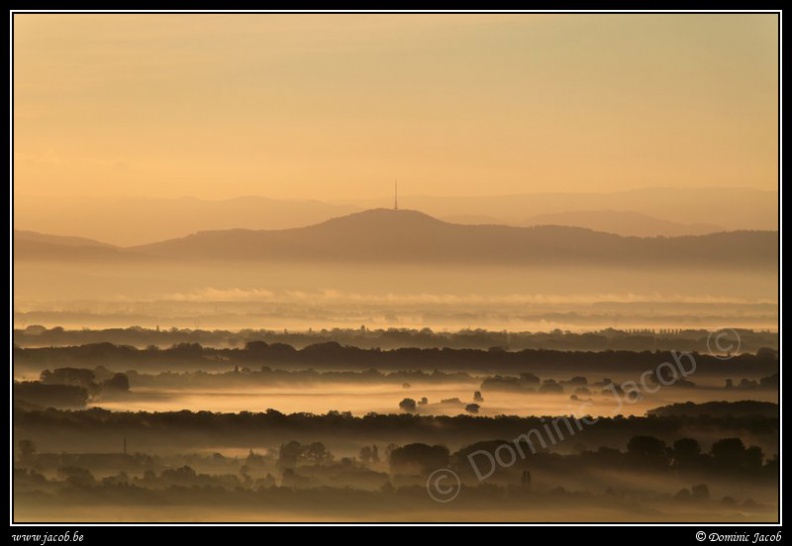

13,329,779,523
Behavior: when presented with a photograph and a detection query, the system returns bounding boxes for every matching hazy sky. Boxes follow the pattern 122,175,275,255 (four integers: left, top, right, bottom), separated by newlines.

13,13,778,201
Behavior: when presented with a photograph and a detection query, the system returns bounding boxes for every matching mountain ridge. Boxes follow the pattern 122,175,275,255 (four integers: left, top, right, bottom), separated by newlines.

522,210,724,237
122,208,777,269
13,208,778,269
14,186,777,245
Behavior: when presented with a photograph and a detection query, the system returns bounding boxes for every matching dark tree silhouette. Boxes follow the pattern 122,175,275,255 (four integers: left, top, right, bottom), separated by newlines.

627,435,668,466
57,466,96,488
15,382,89,408
40,368,98,393
539,379,564,394
278,441,332,468
389,443,449,476
672,438,702,467
711,438,746,467
711,438,764,470
102,373,130,392
691,483,710,500
278,441,303,469
161,465,198,485
674,488,691,501
305,442,332,464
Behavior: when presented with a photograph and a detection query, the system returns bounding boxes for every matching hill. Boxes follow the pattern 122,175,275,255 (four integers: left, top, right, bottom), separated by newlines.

13,231,142,262
128,208,777,269
522,210,723,237
14,230,116,248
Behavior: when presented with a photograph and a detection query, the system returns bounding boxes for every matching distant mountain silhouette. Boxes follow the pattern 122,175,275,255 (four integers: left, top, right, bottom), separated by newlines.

14,230,116,248
15,187,776,245
14,195,361,246
128,209,777,269
13,230,143,262
523,210,724,237
440,214,503,225
350,187,777,231
13,240,145,262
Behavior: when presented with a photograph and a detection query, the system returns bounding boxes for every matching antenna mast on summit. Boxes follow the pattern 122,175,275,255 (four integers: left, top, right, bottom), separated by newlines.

394,180,399,211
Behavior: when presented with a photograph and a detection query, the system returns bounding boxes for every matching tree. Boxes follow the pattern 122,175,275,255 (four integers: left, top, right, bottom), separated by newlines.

627,435,668,466
278,441,303,469
102,373,130,392
691,484,709,500
256,473,276,489
40,368,98,393
744,445,764,468
399,398,417,413
674,488,691,501
245,340,269,353
465,403,480,414
389,443,450,476
539,380,564,394
170,342,204,358
15,382,89,408
102,471,130,487
385,443,399,462
519,373,541,384
358,445,380,464
672,438,701,467
281,468,310,488
304,442,332,464
161,465,198,485
711,438,746,467
278,441,332,469
58,466,96,487
711,438,764,470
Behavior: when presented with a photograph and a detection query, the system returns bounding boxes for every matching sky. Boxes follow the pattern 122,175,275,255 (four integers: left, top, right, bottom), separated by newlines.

13,13,779,201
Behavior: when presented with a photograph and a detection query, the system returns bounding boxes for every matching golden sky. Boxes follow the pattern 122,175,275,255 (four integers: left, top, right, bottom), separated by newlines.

13,13,778,200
